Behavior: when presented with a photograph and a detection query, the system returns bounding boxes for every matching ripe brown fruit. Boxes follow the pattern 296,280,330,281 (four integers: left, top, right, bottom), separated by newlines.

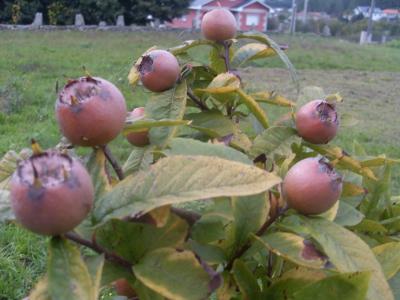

10,151,94,235
56,76,127,147
295,100,339,144
201,8,237,41
113,279,136,298
282,157,343,215
138,50,180,92
126,107,150,147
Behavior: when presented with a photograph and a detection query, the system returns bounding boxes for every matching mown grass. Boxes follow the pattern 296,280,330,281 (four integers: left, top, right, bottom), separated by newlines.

0,30,399,299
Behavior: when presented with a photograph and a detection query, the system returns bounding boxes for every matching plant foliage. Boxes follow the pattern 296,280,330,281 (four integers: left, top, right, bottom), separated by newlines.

1,29,399,300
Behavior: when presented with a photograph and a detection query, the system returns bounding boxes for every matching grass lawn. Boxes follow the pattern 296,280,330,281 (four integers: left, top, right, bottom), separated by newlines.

0,30,399,299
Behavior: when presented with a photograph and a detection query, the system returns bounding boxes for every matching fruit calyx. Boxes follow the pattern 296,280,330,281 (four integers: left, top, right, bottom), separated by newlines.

59,76,101,105
316,101,338,124
17,151,75,190
137,55,154,77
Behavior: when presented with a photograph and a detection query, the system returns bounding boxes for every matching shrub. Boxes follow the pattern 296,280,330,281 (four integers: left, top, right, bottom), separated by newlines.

0,9,399,300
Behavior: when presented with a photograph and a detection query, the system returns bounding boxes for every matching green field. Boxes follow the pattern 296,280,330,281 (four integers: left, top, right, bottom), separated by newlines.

0,30,399,299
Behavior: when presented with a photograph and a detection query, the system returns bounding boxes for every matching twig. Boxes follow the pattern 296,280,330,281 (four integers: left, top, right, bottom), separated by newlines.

64,232,133,271
102,145,124,181
223,41,232,72
226,204,288,270
187,89,209,111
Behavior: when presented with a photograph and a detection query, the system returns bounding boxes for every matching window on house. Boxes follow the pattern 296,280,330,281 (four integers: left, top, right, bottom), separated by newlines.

246,14,260,26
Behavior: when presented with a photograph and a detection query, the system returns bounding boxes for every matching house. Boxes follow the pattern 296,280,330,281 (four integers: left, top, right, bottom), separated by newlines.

168,0,272,32
353,6,384,21
383,9,400,21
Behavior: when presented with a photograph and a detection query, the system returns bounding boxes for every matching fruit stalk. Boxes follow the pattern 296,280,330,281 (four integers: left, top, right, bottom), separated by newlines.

101,145,125,181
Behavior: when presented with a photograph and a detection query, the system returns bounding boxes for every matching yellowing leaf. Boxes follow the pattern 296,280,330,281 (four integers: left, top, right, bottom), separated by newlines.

93,155,281,224
134,248,222,300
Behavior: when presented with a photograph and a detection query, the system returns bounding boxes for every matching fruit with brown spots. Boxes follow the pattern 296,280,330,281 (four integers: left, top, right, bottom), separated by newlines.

138,50,180,92
10,151,94,235
295,100,339,144
56,76,127,147
282,157,343,215
126,107,150,147
201,8,237,41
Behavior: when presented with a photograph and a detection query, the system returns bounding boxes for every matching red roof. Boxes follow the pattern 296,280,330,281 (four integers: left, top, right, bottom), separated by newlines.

383,9,400,14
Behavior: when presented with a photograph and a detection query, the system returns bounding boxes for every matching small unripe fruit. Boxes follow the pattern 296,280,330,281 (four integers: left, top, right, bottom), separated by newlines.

296,100,339,144
138,50,180,92
10,151,94,235
113,279,136,298
282,157,343,215
126,107,149,147
201,9,237,41
56,76,127,147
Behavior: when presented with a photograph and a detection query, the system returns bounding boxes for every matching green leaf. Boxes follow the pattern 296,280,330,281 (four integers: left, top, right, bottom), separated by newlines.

93,156,281,224
188,240,227,265
196,72,240,94
232,259,262,300
168,39,216,56
251,91,296,107
209,44,230,74
237,32,299,92
134,280,164,300
292,271,371,300
237,89,269,128
335,201,365,226
192,214,227,244
229,193,270,255
389,271,400,300
86,149,111,199
133,248,222,300
48,237,95,300
254,232,328,269
85,255,105,300
279,216,394,300
231,43,277,68
122,146,153,176
145,80,187,147
187,111,251,151
250,126,301,159
95,215,188,263
362,163,392,219
0,189,13,223
165,138,252,165
351,219,388,234
373,243,400,280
